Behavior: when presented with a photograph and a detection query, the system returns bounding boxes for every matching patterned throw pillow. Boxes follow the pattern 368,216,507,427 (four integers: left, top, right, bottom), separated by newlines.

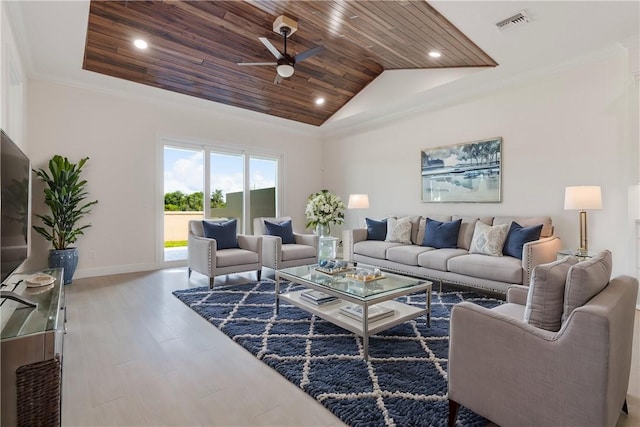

385,217,412,244
469,221,509,256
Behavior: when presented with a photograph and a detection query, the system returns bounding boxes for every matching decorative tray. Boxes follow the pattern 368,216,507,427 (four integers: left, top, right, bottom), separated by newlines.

25,273,56,288
315,259,352,275
345,268,385,283
315,266,353,275
345,273,385,282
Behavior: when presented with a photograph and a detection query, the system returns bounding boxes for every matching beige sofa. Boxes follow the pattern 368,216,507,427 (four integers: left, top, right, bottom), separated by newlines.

343,215,562,294
448,251,638,426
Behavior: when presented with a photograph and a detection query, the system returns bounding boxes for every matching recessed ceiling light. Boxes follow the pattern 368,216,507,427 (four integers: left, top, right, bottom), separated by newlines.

315,98,325,106
429,51,442,58
133,39,148,50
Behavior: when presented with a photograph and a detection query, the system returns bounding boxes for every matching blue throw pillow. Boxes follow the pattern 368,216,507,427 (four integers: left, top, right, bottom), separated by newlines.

503,222,543,259
422,218,462,249
366,218,387,241
202,219,239,250
264,219,296,244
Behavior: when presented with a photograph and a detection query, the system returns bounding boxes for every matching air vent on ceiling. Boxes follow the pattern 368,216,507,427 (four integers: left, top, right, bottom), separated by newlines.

496,10,530,31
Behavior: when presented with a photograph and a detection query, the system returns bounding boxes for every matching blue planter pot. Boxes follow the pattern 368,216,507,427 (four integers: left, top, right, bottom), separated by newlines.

48,248,79,285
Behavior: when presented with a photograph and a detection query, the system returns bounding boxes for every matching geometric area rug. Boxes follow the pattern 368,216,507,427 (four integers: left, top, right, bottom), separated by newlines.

172,279,503,427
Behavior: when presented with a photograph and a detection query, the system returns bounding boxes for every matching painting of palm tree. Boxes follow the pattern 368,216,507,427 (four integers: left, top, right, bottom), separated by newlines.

421,137,502,202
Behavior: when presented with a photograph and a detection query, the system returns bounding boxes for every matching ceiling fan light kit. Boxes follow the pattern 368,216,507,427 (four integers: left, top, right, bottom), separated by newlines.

277,63,295,78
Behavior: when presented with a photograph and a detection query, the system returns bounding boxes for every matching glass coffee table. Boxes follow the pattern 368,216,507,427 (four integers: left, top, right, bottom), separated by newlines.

275,264,432,360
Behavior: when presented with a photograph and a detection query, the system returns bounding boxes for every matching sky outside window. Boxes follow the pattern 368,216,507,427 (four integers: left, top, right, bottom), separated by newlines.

165,147,276,197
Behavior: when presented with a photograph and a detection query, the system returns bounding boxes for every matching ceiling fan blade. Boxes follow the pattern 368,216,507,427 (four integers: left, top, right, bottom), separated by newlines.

237,62,277,66
294,45,323,63
274,73,283,85
259,37,284,60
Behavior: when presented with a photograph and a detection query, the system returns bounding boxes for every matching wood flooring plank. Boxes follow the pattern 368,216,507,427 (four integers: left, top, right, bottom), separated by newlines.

61,268,639,427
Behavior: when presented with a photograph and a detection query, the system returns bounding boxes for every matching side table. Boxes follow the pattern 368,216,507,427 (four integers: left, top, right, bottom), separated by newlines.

557,249,598,261
1,267,65,427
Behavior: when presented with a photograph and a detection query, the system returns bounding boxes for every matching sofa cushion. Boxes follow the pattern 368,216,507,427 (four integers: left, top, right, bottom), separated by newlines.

447,254,523,284
417,248,467,272
264,219,295,244
385,216,412,244
503,222,543,259
281,244,317,261
493,216,553,238
191,218,228,237
202,219,239,249
492,302,526,320
354,240,403,259
469,221,509,256
422,218,462,249
416,215,452,246
366,217,387,241
524,256,579,331
453,216,494,250
254,216,292,235
216,248,259,267
407,216,422,245
562,250,612,323
386,245,434,266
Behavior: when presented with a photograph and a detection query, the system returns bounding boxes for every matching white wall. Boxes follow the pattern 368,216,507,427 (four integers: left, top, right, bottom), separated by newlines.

24,80,323,277
324,46,638,280
0,0,27,147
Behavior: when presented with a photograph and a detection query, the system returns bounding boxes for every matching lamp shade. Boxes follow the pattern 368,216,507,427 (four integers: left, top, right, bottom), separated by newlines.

347,194,369,209
564,186,602,210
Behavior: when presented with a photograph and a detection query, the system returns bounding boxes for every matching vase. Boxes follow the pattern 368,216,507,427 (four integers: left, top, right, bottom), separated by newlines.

315,224,330,237
48,248,79,285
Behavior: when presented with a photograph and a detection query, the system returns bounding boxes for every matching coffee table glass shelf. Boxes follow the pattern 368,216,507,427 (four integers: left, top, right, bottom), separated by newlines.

275,264,432,360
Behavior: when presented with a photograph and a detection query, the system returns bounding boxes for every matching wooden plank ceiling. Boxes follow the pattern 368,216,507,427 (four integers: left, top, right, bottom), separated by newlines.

83,1,497,126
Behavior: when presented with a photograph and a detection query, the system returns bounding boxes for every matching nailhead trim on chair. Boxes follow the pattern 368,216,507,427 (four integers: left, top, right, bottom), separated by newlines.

208,244,213,277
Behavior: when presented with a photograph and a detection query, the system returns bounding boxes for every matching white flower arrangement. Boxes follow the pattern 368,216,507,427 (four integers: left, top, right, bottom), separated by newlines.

305,189,346,230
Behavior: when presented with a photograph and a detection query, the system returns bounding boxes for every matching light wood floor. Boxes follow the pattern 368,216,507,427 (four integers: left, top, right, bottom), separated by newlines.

62,268,640,427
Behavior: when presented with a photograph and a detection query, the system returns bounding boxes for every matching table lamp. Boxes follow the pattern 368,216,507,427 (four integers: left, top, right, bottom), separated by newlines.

564,186,602,255
347,194,369,228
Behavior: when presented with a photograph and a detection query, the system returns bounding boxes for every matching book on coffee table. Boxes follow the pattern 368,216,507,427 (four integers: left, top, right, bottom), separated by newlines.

300,289,339,305
339,304,394,322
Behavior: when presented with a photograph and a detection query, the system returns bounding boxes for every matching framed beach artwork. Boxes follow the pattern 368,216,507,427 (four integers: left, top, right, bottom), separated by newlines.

421,137,502,203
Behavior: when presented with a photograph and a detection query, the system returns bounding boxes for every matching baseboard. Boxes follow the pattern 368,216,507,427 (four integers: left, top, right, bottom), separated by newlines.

73,262,162,279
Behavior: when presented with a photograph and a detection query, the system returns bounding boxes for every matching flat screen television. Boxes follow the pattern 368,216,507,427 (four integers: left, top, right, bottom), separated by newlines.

1,129,31,284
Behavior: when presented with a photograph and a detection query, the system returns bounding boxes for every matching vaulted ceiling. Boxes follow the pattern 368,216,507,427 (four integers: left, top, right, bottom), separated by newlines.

83,1,497,126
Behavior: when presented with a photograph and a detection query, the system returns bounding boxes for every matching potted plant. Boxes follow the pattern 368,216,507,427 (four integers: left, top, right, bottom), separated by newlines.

304,189,346,236
33,155,98,284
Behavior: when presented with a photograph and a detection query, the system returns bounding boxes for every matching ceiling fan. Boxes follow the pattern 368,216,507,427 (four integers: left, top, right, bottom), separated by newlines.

238,15,323,84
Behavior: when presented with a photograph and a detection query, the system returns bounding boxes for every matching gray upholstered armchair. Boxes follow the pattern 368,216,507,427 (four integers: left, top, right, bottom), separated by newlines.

188,219,262,288
448,251,638,427
253,217,318,270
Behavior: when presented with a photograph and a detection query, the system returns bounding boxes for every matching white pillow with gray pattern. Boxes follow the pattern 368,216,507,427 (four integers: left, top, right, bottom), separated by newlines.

385,216,412,244
469,221,509,256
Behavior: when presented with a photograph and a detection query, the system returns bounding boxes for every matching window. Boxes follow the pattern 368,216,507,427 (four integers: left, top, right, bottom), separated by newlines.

160,139,280,263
